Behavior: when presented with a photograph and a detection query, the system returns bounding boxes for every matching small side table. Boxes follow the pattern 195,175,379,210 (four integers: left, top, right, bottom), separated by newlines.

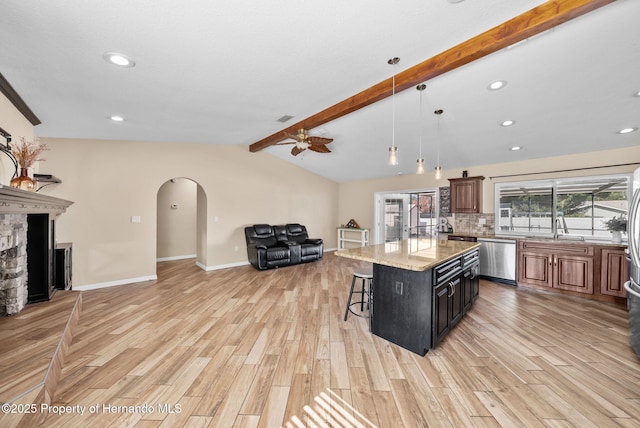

337,227,369,250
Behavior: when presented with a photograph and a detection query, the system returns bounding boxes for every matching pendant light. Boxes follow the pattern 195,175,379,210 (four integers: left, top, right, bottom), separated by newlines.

434,109,443,179
387,57,400,166
416,83,426,174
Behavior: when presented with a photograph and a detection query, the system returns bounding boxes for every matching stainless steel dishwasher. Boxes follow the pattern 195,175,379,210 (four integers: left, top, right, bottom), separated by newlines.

477,238,516,285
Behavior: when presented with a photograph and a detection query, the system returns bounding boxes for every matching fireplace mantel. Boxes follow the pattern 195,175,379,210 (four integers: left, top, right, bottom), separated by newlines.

0,184,73,216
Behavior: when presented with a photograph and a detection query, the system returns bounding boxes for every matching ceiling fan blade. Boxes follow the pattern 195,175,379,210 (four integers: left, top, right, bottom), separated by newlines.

275,141,297,145
291,146,305,156
308,136,333,145
307,144,331,154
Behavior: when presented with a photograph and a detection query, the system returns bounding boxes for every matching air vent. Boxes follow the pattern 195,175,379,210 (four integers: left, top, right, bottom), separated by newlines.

277,115,294,123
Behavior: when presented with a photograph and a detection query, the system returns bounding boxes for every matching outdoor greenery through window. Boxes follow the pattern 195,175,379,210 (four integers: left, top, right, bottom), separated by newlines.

495,174,630,239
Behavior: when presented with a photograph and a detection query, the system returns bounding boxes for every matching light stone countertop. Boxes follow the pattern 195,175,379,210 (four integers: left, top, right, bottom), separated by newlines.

335,238,480,272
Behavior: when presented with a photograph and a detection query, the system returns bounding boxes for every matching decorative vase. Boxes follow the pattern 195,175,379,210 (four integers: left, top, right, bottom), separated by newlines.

611,230,622,243
10,167,37,192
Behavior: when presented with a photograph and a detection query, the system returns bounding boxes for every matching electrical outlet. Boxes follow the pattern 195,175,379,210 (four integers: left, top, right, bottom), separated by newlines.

131,216,141,224
395,281,403,295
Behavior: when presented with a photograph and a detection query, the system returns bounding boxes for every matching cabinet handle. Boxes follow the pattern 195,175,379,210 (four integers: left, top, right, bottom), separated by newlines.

469,267,478,279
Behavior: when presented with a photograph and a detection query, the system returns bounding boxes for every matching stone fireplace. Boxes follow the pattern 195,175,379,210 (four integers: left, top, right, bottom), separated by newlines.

0,185,72,315
0,213,27,315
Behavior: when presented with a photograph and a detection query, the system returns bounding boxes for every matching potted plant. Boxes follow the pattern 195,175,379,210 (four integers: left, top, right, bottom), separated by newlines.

604,215,627,242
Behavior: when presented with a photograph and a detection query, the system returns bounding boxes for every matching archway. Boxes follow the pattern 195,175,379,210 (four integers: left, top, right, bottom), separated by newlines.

156,177,207,270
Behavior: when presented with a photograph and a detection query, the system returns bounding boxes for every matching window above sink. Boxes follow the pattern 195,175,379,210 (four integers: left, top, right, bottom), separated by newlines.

495,174,631,241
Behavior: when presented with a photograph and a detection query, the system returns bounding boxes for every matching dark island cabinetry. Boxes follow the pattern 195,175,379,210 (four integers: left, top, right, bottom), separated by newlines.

371,248,480,355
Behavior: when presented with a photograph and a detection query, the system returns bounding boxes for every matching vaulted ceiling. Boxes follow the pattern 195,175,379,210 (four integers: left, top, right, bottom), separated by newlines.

1,0,638,182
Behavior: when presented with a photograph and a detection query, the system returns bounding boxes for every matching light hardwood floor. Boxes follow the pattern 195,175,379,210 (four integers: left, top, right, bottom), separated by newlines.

25,253,640,426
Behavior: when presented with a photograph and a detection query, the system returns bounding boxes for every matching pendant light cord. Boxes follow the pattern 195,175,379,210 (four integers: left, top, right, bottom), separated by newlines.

419,87,423,158
390,59,398,149
388,57,400,149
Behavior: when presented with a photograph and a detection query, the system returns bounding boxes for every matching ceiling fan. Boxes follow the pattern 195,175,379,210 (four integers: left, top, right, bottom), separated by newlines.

277,128,333,156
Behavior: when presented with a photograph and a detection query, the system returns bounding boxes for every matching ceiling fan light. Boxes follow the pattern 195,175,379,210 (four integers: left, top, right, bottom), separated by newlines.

416,158,425,174
435,165,442,180
388,146,399,166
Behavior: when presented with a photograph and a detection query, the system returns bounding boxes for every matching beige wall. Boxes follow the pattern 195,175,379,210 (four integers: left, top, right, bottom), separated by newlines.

0,93,37,184
157,178,198,259
338,146,640,243
39,138,339,287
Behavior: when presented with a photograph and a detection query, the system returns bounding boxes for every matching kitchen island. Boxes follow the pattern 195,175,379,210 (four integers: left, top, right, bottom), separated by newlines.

336,238,480,355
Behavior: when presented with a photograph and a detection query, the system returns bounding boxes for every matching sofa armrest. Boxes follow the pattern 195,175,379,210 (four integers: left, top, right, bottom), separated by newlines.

306,238,323,245
255,244,268,250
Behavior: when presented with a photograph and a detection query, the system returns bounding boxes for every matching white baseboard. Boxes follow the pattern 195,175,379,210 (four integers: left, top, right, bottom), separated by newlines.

196,260,250,271
156,254,197,262
73,251,334,290
73,275,158,291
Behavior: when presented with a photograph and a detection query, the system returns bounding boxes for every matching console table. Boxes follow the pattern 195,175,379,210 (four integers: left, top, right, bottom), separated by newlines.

337,227,369,249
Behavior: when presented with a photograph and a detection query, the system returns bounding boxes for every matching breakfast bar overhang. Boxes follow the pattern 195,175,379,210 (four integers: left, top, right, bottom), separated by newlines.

336,238,481,356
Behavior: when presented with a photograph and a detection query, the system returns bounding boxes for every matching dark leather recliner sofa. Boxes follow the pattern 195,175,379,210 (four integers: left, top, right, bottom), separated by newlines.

244,223,323,270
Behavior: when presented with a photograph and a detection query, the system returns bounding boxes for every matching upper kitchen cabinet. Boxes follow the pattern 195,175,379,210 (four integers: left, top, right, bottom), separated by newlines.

449,176,485,213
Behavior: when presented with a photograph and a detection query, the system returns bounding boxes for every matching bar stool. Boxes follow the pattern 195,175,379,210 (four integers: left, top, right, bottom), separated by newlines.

344,266,373,323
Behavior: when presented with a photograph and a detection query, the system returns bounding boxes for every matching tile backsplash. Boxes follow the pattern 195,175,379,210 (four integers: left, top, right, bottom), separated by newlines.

453,213,495,234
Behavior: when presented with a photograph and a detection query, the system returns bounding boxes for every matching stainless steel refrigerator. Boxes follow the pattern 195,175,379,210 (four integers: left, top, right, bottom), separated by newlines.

625,167,640,357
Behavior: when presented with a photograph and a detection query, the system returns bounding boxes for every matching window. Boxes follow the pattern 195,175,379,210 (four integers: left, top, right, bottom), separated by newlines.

409,191,437,238
495,174,630,239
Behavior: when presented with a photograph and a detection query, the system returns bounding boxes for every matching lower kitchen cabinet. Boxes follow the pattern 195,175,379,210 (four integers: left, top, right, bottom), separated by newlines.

431,252,478,349
432,282,451,347
516,240,627,304
433,277,464,349
371,248,480,355
517,241,594,294
554,254,594,294
600,247,630,298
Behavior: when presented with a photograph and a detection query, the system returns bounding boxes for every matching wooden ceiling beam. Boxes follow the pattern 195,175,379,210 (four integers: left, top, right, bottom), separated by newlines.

250,0,615,153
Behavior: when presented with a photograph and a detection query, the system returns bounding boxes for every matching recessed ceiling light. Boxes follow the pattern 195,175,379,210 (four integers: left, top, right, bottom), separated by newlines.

103,52,136,68
501,120,515,127
110,115,125,122
510,146,522,151
633,91,640,98
488,80,506,91
617,127,637,134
